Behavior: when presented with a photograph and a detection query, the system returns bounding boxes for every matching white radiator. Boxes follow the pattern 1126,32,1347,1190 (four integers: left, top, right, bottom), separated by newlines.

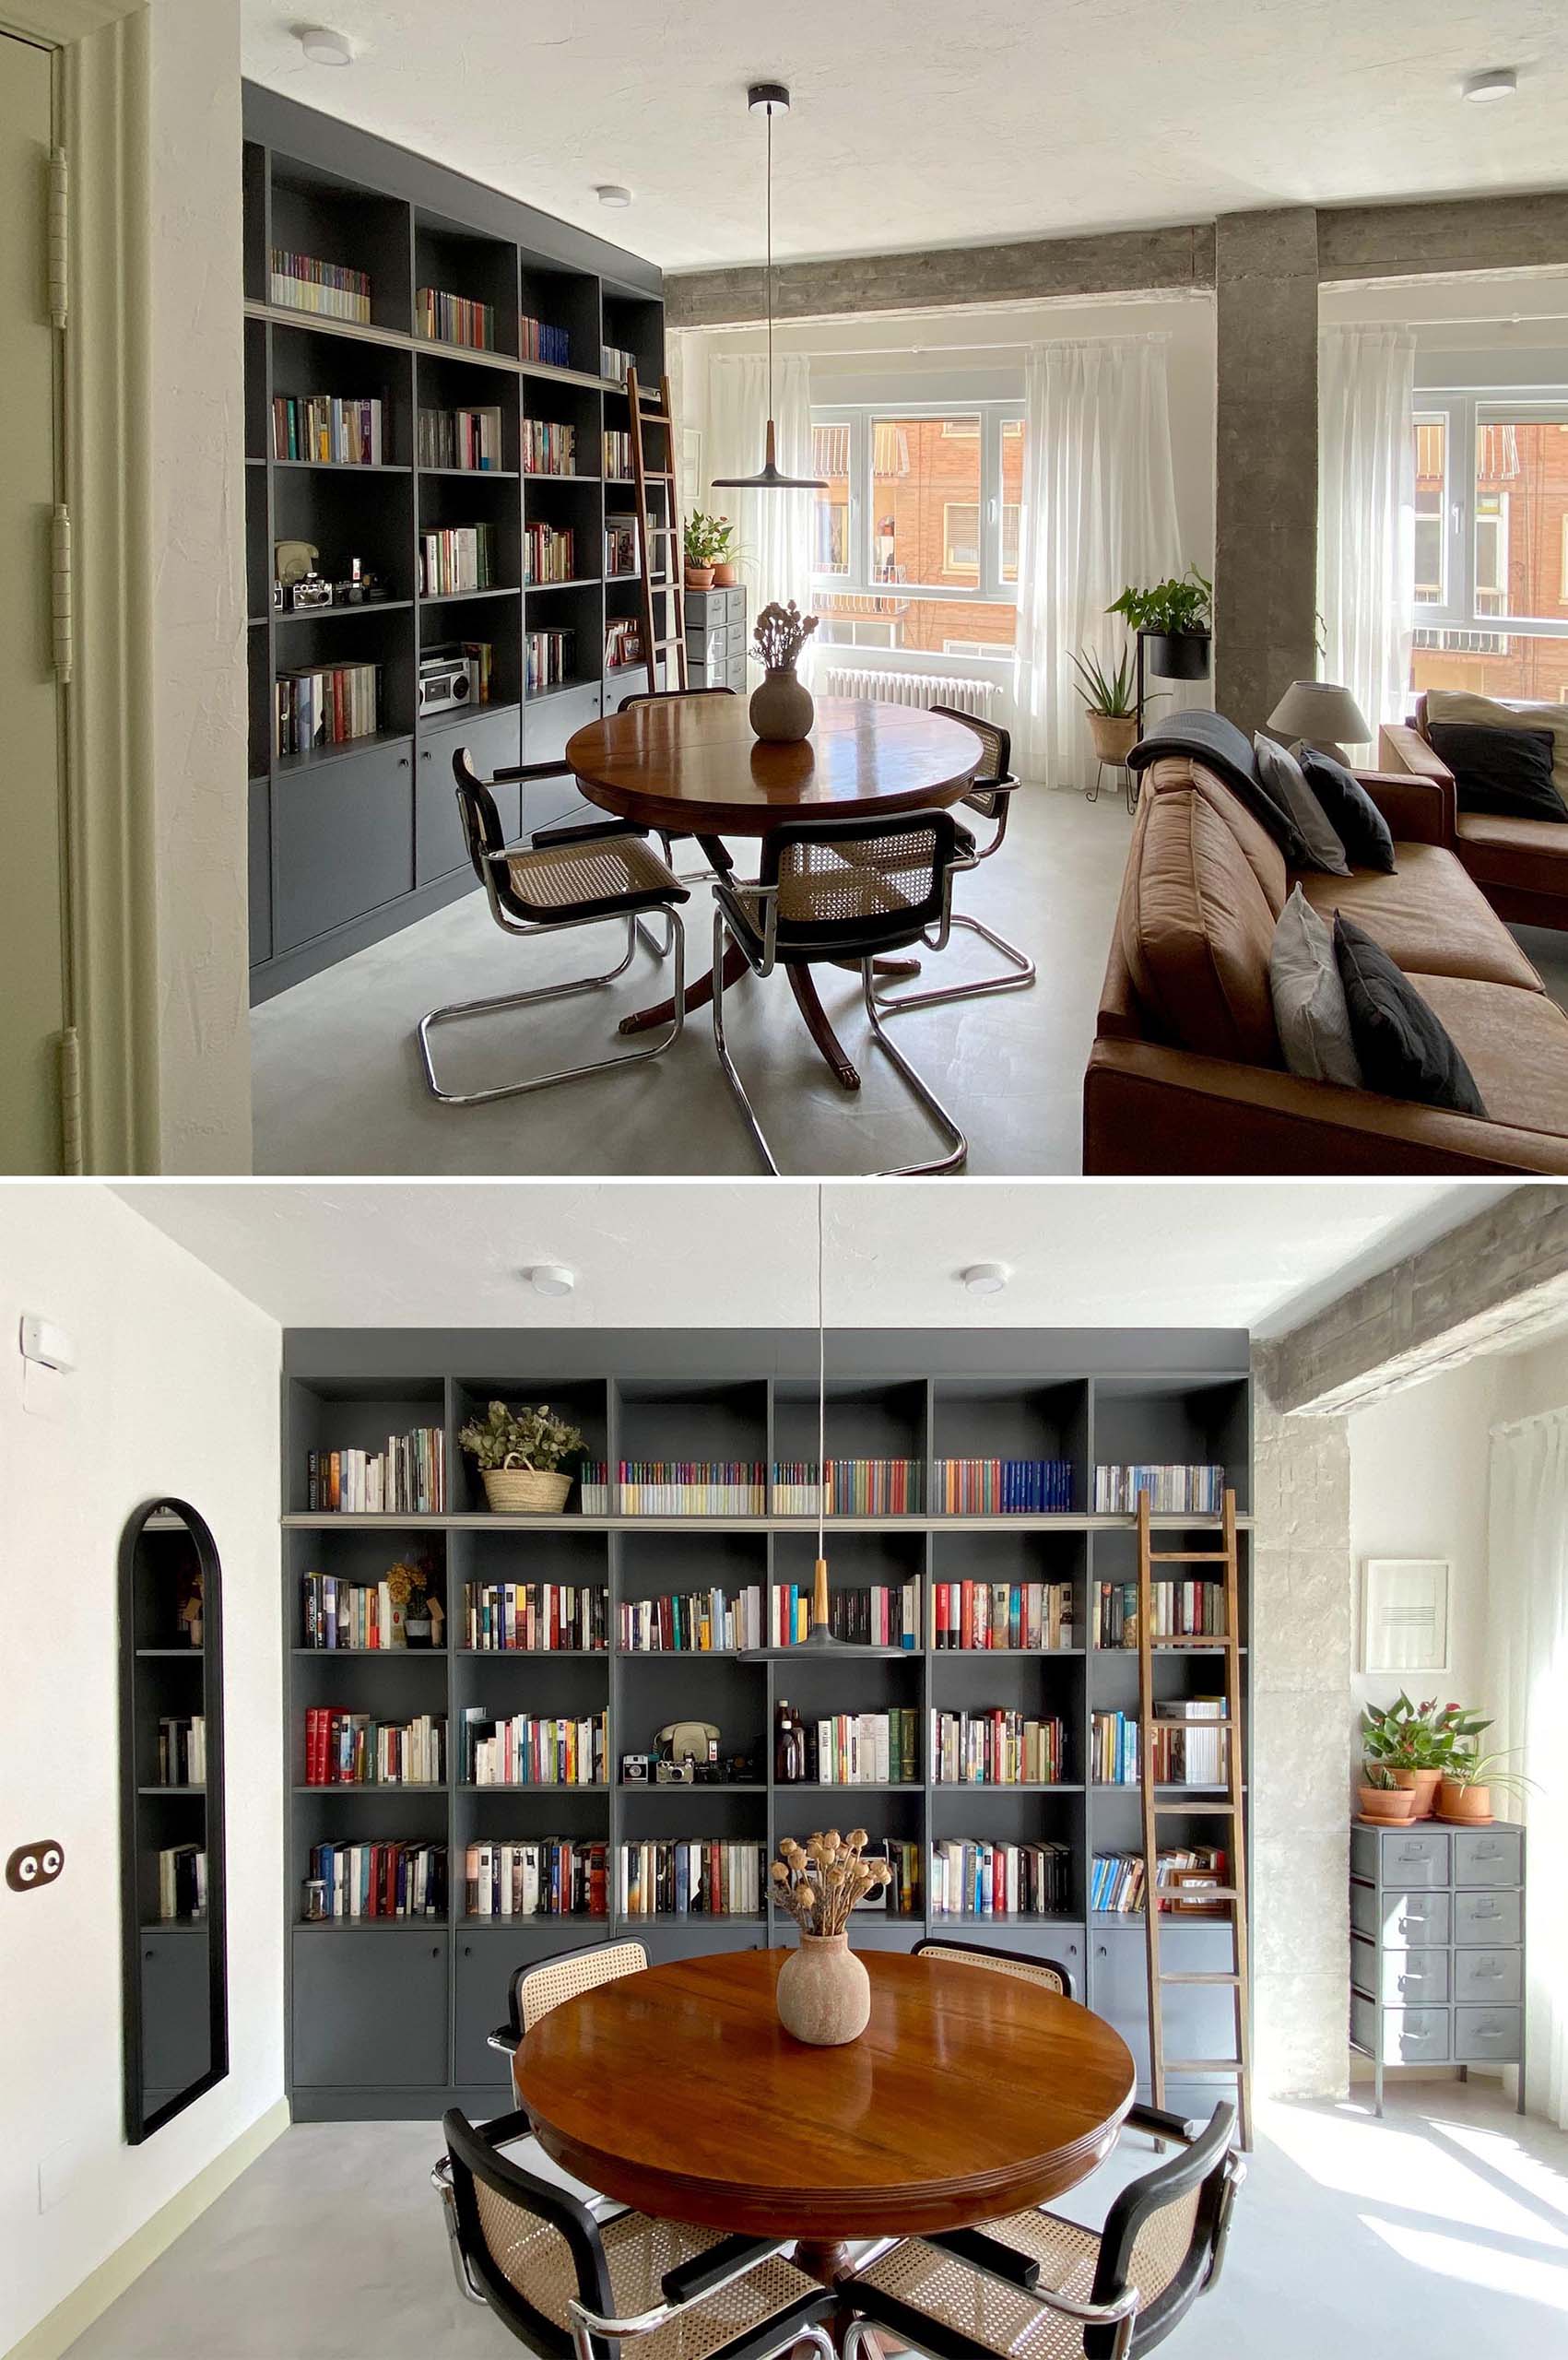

822,667,1002,721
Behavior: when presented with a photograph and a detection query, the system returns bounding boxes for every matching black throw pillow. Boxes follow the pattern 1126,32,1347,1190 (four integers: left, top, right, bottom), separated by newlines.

1298,748,1397,873
1127,710,1313,867
1426,722,1568,824
1333,914,1488,1117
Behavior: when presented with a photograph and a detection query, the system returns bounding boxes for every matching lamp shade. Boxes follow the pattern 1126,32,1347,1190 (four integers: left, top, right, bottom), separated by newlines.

1267,679,1373,749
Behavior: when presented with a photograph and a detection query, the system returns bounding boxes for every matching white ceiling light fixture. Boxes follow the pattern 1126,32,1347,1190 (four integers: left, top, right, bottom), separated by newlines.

713,83,827,492
595,184,633,209
525,1264,575,1299
1461,67,1518,103
961,1262,1011,1298
296,24,355,66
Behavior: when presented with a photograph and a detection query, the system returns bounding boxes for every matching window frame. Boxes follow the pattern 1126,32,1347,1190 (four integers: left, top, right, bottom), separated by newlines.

811,398,1025,622
1415,392,1568,640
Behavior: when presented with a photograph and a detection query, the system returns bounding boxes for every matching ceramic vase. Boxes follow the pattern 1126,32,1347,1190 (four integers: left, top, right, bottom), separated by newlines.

750,666,814,745
776,1932,869,2047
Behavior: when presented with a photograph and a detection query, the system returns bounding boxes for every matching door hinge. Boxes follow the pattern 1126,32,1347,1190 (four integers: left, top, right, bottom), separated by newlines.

52,504,73,685
48,147,68,331
59,1028,83,1175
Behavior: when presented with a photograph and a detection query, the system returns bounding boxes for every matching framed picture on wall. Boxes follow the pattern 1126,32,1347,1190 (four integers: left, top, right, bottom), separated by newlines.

1361,1557,1450,1676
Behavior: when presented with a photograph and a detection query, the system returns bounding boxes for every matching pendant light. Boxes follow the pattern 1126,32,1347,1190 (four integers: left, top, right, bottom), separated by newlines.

712,85,827,493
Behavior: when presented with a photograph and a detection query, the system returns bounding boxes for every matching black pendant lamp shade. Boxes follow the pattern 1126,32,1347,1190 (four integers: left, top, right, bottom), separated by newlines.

712,84,827,493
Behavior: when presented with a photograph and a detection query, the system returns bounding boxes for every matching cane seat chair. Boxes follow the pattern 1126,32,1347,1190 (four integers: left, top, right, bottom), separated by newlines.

417,752,689,1108
615,688,740,896
489,1940,649,2104
841,2103,1242,2360
913,1935,1077,2001
434,2106,837,2360
711,808,976,1176
871,707,1034,1015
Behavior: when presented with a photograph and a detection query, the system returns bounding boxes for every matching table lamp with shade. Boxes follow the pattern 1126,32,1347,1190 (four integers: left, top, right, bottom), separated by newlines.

1267,680,1373,764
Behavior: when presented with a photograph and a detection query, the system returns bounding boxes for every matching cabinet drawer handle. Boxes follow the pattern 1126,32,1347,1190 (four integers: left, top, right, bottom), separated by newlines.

1475,1843,1503,1858
431,1944,441,1958
1476,1963,1503,1979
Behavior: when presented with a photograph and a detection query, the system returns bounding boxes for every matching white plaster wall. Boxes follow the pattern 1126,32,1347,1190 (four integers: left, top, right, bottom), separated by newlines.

0,1184,282,2354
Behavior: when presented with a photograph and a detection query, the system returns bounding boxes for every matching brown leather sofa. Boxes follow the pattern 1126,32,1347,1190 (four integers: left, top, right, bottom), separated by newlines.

1384,697,1568,933
1083,752,1568,1174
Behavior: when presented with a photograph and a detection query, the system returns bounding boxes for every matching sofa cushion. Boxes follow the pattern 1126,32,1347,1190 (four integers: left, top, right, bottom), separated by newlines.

1299,842,1544,992
1403,974,1568,1138
1119,766,1282,1067
1298,748,1397,873
1255,735,1350,873
1456,809,1568,900
1423,689,1568,799
1269,886,1363,1087
1427,722,1568,824
1144,756,1289,915
1129,712,1313,866
1334,916,1488,1117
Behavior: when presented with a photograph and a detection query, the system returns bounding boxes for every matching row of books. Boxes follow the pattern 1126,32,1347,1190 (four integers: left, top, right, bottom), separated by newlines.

932,1580,1076,1651
524,419,578,475
618,1841,762,1917
457,1708,607,1787
1091,1704,1232,1786
604,619,644,671
465,1840,606,1919
525,628,575,693
301,1575,434,1651
272,393,384,467
419,284,495,350
465,1582,606,1653
157,1846,206,1922
605,515,639,576
303,1709,445,1787
274,664,381,761
157,1715,206,1787
930,1838,1071,1919
1092,1464,1226,1515
305,1840,446,1920
601,343,639,384
604,430,633,478
523,314,572,369
419,403,504,472
779,1459,925,1516
307,1430,448,1515
932,1710,1067,1787
935,1459,1076,1515
525,524,576,585
1094,1580,1227,1647
773,1581,921,1649
1091,1847,1228,1915
419,524,499,598
270,248,371,324
619,1587,763,1653
785,1709,921,1787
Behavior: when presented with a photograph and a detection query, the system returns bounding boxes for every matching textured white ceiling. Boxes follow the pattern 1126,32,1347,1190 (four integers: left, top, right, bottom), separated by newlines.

240,1,1568,271
110,1181,1507,1334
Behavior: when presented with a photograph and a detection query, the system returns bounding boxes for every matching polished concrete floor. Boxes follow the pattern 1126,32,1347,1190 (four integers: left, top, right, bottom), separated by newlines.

251,785,1133,1177
62,2080,1568,2358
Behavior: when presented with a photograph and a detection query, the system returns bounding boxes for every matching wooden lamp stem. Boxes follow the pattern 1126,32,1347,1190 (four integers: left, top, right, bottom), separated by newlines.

812,1556,831,1633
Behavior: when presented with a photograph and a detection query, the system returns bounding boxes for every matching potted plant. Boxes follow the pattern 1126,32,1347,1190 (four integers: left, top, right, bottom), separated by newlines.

1437,1743,1534,1827
1107,565,1213,680
458,1400,585,1515
1360,1694,1491,1819
397,1555,438,1646
1070,645,1145,765
771,1829,891,2046
1356,1763,1417,1823
710,515,739,589
683,510,724,591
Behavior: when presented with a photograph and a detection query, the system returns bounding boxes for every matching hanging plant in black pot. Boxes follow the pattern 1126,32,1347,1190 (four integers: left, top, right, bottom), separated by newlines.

1108,567,1213,678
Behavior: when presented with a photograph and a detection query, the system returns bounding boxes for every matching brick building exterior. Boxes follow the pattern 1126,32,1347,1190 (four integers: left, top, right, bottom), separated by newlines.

812,415,1024,655
1412,417,1568,704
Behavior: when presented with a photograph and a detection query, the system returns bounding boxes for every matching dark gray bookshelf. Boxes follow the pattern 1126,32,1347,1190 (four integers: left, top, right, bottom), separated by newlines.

281,1328,1253,2122
242,88,668,1002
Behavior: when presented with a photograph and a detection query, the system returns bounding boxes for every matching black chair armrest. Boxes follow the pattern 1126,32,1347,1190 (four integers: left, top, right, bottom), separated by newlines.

660,2235,779,2305
470,2105,537,2150
531,819,650,851
924,2227,1041,2292
1126,2102,1201,2142
492,760,574,785
487,2023,520,2055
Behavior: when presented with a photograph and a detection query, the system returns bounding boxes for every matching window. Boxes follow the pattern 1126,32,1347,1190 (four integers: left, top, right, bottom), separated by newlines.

1413,415,1446,606
811,424,850,578
1409,397,1568,705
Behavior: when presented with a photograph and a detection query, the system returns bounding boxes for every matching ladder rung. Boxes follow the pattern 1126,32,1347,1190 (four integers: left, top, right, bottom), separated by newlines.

1161,1887,1241,1903
1149,1552,1230,1564
651,636,682,651
1159,1972,1242,1986
1154,1800,1237,1815
1163,2059,1244,2075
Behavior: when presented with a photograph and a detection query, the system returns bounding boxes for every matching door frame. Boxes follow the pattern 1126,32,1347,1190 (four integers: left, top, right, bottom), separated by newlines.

4,0,159,1171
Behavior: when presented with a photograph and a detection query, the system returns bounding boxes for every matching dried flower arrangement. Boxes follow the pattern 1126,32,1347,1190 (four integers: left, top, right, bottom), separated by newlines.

751,600,819,674
771,1828,891,1937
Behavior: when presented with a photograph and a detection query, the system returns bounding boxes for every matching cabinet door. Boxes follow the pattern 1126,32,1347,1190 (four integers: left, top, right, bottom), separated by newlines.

274,741,414,952
454,1929,533,2091
525,683,603,835
140,1932,213,2110
419,708,522,886
926,1923,1088,2000
248,776,272,965
1091,1924,1238,2097
291,1929,449,2088
636,1922,764,1965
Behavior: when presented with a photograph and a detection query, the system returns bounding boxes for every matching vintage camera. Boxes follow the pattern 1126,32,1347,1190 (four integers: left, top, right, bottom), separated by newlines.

333,558,386,607
288,572,335,611
418,652,476,715
655,1759,695,1786
620,1753,652,1784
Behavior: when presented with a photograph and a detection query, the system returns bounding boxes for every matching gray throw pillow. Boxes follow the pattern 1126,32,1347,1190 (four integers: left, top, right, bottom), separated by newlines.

1268,885,1363,1088
1254,733,1351,875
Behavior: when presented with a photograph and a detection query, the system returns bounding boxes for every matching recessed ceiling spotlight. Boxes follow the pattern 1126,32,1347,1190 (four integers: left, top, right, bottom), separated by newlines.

1461,66,1518,103
296,24,355,66
961,1262,1011,1297
595,184,633,208
525,1264,575,1299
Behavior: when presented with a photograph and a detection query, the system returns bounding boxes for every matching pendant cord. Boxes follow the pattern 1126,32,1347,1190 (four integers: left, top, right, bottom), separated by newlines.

765,102,775,423
817,1182,825,1560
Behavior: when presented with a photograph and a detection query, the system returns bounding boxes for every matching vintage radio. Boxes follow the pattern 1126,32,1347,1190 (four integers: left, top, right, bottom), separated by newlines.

418,651,476,715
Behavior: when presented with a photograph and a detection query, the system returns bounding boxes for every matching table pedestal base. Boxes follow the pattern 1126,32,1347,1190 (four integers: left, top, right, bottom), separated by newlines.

794,2238,855,2289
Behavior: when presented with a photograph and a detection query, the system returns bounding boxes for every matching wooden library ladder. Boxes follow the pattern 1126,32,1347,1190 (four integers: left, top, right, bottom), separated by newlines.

624,366,688,695
1135,1487,1254,2150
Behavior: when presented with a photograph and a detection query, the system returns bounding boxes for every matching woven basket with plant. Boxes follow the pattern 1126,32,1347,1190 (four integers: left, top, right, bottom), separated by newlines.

458,1400,585,1515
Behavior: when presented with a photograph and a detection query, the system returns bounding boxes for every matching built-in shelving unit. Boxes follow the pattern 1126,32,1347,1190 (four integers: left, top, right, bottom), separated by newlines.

281,1329,1252,2121
242,88,667,1002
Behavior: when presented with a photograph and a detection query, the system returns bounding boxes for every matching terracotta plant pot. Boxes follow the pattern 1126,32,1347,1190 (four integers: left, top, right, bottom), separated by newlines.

1393,1767,1444,1819
1357,1783,1417,1824
685,565,715,591
712,562,738,588
1088,711,1138,765
775,1932,870,2047
749,666,814,745
480,1466,573,1515
1437,1779,1493,1824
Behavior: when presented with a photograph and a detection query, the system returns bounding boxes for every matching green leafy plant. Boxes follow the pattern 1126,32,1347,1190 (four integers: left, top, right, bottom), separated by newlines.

1442,1742,1536,1800
1361,1693,1491,1772
457,1399,584,1474
1107,565,1213,638
708,514,737,564
1069,644,1141,719
684,510,727,569
1359,1763,1401,1791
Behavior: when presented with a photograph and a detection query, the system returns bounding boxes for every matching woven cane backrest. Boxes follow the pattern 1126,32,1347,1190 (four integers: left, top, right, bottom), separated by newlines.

453,749,507,888
929,705,1013,820
760,812,955,955
518,1939,649,2034
915,1941,1068,1997
1121,2184,1202,2305
474,2177,583,2323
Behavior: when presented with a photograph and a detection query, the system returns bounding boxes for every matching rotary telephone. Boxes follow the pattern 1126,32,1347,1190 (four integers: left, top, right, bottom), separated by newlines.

655,1720,721,1766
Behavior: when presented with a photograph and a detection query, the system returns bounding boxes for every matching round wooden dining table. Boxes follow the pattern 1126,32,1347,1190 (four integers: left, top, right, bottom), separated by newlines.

564,696,983,1091
515,1946,1137,2290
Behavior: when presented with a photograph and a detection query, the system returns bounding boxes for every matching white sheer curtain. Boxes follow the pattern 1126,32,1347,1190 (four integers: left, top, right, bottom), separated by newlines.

1318,327,1416,750
1488,1407,1568,2127
1014,336,1185,787
705,352,817,679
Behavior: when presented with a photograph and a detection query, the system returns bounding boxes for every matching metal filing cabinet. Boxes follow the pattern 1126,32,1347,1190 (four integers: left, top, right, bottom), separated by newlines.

686,586,749,693
1350,1820,1526,2115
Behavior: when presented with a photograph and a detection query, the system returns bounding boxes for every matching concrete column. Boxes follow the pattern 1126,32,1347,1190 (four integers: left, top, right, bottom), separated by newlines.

1213,209,1320,732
